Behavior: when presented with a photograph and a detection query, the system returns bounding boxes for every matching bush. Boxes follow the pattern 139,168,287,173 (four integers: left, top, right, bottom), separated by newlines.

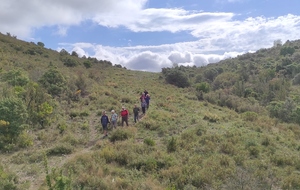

17,131,33,148
1,69,29,86
37,42,45,47
0,164,18,190
195,82,210,93
203,68,219,81
69,112,79,119
282,173,300,190
203,113,219,122
213,72,238,90
59,49,69,56
142,158,157,172
63,58,77,67
163,68,190,88
241,111,258,121
47,144,74,156
167,137,177,153
83,61,92,68
144,138,155,146
219,141,235,155
39,69,66,96
0,98,28,147
138,119,160,131
79,111,89,117
109,129,133,143
280,46,295,56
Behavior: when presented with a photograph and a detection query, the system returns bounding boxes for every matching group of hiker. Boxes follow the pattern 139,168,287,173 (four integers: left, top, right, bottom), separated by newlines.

100,90,151,136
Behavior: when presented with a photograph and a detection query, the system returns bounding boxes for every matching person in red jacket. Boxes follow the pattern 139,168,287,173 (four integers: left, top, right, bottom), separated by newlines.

120,106,129,127
140,93,145,102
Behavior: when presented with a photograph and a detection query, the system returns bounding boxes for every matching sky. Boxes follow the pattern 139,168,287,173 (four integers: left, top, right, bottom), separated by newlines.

1,0,300,72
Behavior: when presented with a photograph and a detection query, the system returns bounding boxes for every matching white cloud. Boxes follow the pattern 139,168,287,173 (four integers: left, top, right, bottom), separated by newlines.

1,0,300,72
63,42,246,72
0,0,148,38
94,9,233,33
126,51,170,72
168,52,192,64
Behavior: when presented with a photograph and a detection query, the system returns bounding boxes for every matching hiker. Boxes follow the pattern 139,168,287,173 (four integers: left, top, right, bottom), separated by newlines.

100,111,110,136
145,94,150,109
144,89,148,96
140,92,145,102
110,110,118,129
120,106,129,127
141,99,147,115
133,104,140,123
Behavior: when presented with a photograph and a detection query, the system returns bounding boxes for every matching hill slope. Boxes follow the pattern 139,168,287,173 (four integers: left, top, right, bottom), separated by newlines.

0,33,300,190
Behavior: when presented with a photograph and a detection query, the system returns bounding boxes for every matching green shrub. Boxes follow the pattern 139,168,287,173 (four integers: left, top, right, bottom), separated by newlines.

203,113,219,122
142,158,157,172
219,141,235,155
0,164,18,190
282,173,300,190
121,96,132,103
37,42,45,47
69,112,79,118
17,131,33,148
83,61,92,68
261,135,271,146
57,123,67,134
203,68,219,81
248,146,260,158
280,46,295,56
144,138,155,146
138,119,160,131
0,98,28,147
39,68,66,96
1,69,29,86
63,58,77,67
167,137,177,153
79,111,89,117
47,144,74,156
109,129,133,142
163,67,190,88
196,127,206,136
195,82,210,93
241,111,258,121
271,152,295,167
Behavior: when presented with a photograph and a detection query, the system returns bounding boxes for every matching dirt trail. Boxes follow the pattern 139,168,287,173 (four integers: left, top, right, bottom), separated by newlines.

27,113,101,190
15,112,145,189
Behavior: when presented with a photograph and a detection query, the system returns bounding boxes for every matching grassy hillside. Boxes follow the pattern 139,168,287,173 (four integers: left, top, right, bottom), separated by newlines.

0,33,300,190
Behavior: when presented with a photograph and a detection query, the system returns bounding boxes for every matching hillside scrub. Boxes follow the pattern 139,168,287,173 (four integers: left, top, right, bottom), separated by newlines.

0,33,300,189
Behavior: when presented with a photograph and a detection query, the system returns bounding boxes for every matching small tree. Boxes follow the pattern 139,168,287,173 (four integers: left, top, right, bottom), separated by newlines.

0,98,28,147
59,49,69,56
37,42,45,47
63,58,77,67
1,69,29,87
71,51,78,57
280,46,295,57
195,82,210,93
203,68,219,82
24,82,53,128
39,69,67,96
164,68,190,88
83,61,92,68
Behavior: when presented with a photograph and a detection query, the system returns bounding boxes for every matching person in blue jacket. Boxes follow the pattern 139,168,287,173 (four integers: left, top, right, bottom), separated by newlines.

101,111,110,136
145,94,150,110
